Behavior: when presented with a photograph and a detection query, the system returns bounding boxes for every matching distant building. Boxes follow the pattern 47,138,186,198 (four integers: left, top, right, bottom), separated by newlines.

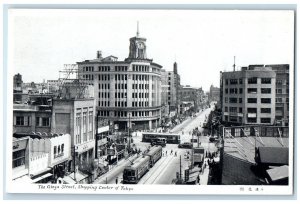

47,79,60,93
13,73,23,91
77,28,162,130
220,66,276,125
160,69,170,118
265,64,290,126
209,85,220,102
179,85,203,113
166,62,181,113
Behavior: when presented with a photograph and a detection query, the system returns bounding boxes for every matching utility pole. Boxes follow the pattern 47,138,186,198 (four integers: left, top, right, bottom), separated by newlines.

128,113,131,155
95,112,100,159
73,145,76,182
179,155,182,182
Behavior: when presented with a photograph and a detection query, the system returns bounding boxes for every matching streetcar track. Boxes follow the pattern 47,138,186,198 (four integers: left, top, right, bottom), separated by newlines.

140,154,175,184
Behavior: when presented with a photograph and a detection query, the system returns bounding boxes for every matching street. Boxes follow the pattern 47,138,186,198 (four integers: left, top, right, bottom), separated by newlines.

94,104,217,185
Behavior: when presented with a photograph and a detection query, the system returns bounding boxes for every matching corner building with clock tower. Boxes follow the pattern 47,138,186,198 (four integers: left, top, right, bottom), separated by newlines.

77,29,162,130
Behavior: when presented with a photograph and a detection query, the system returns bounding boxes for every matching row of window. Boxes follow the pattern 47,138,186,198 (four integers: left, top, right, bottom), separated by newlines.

225,77,272,85
98,110,158,117
247,98,271,103
223,116,271,123
115,101,127,107
115,66,128,72
132,75,150,81
115,74,127,81
15,116,50,127
224,97,272,104
83,66,94,72
82,74,94,80
99,66,110,72
98,74,110,81
132,84,150,89
115,83,127,89
115,92,127,98
75,110,93,145
132,65,150,72
131,111,150,117
132,101,149,107
98,83,110,89
99,92,110,98
132,92,149,98
225,107,271,113
98,101,110,107
53,144,65,158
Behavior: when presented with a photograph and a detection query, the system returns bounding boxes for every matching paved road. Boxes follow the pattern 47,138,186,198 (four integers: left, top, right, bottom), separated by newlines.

95,104,217,185
136,105,216,184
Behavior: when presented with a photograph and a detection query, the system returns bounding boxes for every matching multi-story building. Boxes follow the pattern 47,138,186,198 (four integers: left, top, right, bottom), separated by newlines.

166,62,181,113
77,30,162,130
160,69,170,118
13,87,96,181
220,66,276,125
265,64,289,126
179,85,203,113
52,98,96,174
209,84,220,102
13,94,53,135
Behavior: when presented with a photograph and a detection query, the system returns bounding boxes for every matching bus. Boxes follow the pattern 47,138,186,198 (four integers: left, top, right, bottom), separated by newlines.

142,132,181,144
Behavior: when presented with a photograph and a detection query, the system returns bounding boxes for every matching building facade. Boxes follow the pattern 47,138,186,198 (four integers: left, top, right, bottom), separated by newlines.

52,98,96,173
209,85,220,102
166,62,181,113
77,31,162,130
265,64,289,126
220,66,276,125
179,85,203,113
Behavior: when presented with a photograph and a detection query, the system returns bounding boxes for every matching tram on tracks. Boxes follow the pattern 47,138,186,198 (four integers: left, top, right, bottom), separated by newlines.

142,132,181,144
123,146,163,184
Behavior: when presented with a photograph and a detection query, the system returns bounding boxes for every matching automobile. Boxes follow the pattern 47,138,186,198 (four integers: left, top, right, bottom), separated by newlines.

178,142,193,149
209,136,219,142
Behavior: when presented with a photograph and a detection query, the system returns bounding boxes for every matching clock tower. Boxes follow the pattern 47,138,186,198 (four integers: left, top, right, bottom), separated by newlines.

127,22,147,60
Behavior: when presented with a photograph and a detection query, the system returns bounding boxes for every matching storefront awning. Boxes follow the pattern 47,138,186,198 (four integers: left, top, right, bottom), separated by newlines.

32,173,53,183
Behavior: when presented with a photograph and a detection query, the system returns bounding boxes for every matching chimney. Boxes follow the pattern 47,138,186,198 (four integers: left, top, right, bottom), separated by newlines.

97,51,102,59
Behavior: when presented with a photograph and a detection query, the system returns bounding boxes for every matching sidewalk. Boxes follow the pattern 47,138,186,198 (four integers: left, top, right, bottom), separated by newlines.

199,159,210,185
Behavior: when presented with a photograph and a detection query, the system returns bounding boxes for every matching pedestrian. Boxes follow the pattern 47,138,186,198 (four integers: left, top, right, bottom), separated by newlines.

115,177,118,184
175,151,177,157
171,150,173,155
166,150,168,155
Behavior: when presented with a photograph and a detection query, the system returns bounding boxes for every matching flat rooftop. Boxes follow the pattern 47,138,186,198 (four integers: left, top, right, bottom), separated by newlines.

224,136,289,164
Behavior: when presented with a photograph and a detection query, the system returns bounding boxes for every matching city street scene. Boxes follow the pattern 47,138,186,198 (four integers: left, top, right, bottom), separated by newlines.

9,9,293,190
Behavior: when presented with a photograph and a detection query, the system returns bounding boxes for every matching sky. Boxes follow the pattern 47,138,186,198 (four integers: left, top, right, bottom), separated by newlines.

9,9,294,92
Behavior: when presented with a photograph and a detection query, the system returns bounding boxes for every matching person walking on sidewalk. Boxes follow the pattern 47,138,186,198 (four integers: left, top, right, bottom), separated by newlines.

115,177,118,184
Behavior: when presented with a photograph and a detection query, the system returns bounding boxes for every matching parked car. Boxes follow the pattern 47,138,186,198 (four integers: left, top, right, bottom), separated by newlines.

178,142,193,149
209,136,219,142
